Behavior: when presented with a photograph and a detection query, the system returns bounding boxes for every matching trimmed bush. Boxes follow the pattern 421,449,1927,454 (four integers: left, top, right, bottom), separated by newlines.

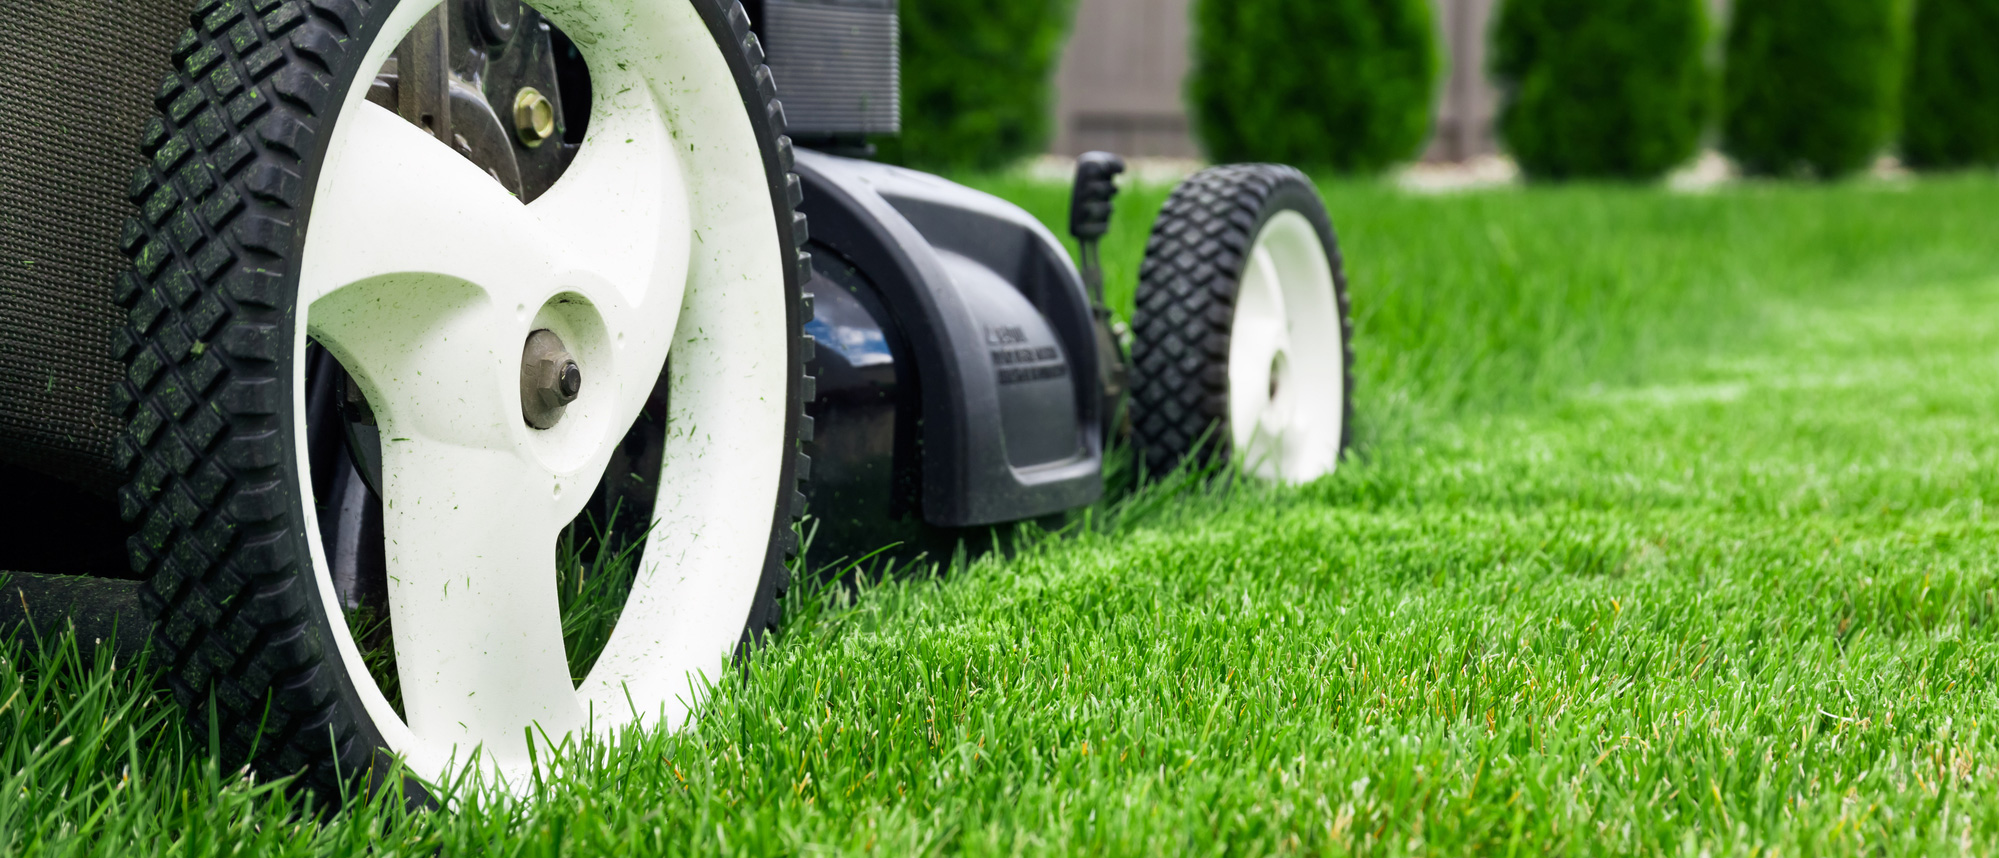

1902,0,1999,169
878,0,1075,173
1722,0,1907,178
1188,0,1438,173
1492,0,1710,181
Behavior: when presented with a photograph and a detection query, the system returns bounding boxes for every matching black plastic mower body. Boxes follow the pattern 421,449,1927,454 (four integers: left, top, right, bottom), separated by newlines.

798,151,1107,568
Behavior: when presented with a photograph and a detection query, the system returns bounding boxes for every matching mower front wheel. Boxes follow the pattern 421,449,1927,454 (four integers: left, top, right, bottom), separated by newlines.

1129,165,1353,483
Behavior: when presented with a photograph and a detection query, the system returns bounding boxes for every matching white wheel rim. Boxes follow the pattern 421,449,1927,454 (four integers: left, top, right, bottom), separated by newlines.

1226,210,1344,484
291,0,787,788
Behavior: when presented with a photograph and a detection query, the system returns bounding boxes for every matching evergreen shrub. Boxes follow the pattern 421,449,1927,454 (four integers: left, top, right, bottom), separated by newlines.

1722,0,1907,178
1188,0,1438,173
880,0,1075,172
1902,0,1999,169
1492,0,1710,181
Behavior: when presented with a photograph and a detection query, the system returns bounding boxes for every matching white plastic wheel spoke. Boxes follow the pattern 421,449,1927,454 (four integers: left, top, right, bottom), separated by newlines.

527,92,692,317
1230,244,1289,467
301,101,692,445
1257,245,1305,480
380,437,583,751
300,102,557,310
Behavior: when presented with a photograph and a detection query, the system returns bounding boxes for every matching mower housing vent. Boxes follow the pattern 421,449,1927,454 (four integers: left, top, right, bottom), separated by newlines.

762,0,900,137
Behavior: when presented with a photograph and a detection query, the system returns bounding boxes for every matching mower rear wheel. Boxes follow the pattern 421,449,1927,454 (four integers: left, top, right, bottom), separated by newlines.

112,0,810,797
1130,165,1353,482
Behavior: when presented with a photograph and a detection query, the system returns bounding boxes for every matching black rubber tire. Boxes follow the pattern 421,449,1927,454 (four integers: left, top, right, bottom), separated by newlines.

1128,164,1354,475
110,0,812,799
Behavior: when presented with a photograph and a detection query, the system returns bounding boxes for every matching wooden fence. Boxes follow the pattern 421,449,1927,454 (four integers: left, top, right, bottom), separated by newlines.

1049,0,1503,161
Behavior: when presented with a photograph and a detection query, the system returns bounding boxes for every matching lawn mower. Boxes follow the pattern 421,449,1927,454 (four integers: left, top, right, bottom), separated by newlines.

0,0,1353,799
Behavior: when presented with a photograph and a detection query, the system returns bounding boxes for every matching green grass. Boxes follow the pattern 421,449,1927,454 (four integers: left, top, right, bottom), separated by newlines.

7,173,1999,854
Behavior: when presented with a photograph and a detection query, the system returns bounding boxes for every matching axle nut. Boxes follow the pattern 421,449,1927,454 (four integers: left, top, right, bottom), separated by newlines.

521,329,580,429
513,87,556,148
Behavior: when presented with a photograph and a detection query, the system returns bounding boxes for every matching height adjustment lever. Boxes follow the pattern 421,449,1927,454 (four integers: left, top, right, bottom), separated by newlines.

1068,151,1130,438
1069,151,1127,301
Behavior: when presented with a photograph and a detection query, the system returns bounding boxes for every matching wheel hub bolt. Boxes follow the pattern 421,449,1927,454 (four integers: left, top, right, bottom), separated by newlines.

521,329,581,429
558,361,581,399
